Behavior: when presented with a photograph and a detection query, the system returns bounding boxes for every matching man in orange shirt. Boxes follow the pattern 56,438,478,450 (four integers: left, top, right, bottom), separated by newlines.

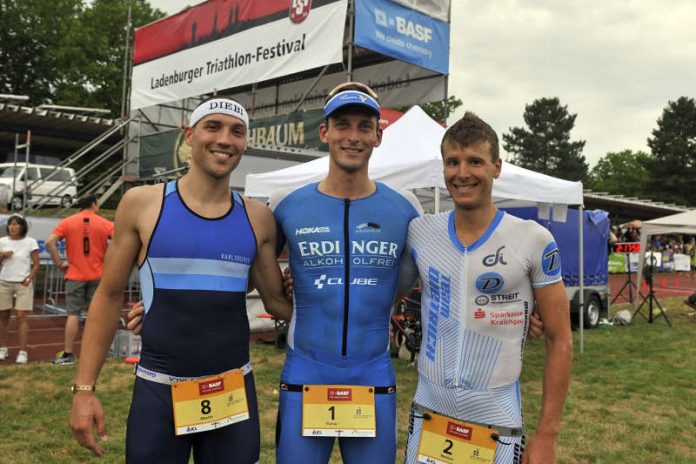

46,194,114,365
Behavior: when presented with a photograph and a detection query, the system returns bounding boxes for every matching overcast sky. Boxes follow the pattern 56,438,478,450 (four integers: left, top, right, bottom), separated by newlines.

149,0,696,167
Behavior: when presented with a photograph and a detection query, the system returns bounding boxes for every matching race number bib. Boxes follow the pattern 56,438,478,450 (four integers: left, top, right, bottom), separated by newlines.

302,385,376,437
417,412,498,464
171,370,248,436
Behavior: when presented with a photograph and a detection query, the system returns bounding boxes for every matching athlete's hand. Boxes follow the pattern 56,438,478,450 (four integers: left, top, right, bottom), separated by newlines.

282,267,294,302
125,301,145,335
527,311,544,341
522,432,557,464
71,392,108,457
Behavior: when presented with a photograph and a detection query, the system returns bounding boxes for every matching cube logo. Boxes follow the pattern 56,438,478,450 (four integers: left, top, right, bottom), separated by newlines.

290,0,311,24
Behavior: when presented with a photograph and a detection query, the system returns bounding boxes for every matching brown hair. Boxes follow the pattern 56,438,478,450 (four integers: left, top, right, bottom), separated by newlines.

441,112,499,161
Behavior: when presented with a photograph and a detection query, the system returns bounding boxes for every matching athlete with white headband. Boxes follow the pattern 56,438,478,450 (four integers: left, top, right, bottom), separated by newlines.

69,96,292,463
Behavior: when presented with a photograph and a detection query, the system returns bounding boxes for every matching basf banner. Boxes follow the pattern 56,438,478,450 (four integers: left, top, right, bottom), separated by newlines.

131,0,348,109
354,0,449,74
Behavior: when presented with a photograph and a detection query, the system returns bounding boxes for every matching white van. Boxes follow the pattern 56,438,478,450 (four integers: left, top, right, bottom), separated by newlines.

0,163,78,210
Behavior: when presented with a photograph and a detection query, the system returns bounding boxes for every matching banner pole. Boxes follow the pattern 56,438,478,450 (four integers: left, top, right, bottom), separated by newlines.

347,0,355,81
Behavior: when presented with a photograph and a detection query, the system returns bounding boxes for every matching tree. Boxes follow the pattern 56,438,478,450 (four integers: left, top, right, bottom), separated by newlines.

645,96,696,206
0,0,164,115
56,0,164,116
421,96,463,123
0,0,83,104
588,150,652,197
398,96,462,124
503,97,588,182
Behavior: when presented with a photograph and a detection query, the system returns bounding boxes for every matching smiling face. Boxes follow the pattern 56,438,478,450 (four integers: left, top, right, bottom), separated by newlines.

319,108,382,175
442,140,501,212
184,113,247,179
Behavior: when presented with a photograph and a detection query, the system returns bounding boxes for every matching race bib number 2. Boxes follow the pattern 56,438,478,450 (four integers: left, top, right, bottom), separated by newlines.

302,385,376,437
417,412,498,464
171,370,248,436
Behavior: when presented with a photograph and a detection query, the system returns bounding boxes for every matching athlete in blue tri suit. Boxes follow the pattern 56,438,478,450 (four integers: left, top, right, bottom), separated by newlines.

271,83,422,464
70,98,292,463
401,112,573,464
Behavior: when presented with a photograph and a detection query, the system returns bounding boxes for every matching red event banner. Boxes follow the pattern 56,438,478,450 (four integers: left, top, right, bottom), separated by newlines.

131,0,347,110
135,1,299,65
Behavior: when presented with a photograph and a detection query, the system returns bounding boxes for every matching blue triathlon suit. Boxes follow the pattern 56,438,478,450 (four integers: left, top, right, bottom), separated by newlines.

270,182,421,464
127,181,260,464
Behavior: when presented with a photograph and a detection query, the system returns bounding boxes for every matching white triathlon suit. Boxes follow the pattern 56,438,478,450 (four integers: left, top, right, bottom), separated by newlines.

404,210,562,464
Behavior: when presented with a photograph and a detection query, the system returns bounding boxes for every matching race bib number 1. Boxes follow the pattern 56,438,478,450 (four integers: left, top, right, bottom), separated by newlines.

171,370,248,436
417,412,498,464
302,385,376,437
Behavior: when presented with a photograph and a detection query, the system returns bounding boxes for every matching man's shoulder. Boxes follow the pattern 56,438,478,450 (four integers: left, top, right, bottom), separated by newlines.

499,212,550,238
267,183,315,212
240,195,272,220
114,184,164,213
410,211,448,229
374,183,423,217
121,183,164,204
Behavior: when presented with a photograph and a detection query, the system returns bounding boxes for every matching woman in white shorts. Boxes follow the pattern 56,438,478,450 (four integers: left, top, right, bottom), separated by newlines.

0,215,40,364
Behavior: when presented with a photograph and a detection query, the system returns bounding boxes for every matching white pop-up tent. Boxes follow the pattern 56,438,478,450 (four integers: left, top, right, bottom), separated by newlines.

245,106,583,210
637,209,696,287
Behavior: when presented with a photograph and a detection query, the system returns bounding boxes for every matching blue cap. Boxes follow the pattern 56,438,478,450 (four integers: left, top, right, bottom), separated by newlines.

323,90,381,118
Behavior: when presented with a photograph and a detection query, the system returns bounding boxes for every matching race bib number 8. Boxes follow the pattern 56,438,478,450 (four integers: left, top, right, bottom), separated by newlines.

302,385,376,437
171,370,248,436
417,412,498,464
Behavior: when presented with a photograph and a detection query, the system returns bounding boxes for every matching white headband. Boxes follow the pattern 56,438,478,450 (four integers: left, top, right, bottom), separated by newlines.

189,98,249,128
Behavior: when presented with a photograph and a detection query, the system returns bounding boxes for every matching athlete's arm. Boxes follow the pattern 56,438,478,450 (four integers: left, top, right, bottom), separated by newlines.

523,281,572,464
70,187,151,457
245,198,293,321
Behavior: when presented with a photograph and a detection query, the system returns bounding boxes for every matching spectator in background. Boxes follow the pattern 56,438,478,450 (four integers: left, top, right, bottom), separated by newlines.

627,227,639,242
0,215,40,364
46,194,114,365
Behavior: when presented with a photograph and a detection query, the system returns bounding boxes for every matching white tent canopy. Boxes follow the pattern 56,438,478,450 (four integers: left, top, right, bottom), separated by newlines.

638,209,696,286
245,106,583,209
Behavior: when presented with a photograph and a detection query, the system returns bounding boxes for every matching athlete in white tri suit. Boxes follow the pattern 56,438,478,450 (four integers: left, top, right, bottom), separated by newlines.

402,112,572,464
405,210,562,463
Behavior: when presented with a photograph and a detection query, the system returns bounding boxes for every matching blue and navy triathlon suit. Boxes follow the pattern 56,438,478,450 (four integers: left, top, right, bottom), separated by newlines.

269,181,422,464
127,180,260,464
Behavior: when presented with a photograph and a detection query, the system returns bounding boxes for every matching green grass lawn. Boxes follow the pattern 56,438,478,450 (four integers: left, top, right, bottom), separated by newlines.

1,298,694,463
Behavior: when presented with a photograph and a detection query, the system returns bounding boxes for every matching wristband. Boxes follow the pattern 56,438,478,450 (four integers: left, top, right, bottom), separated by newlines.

71,384,96,394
